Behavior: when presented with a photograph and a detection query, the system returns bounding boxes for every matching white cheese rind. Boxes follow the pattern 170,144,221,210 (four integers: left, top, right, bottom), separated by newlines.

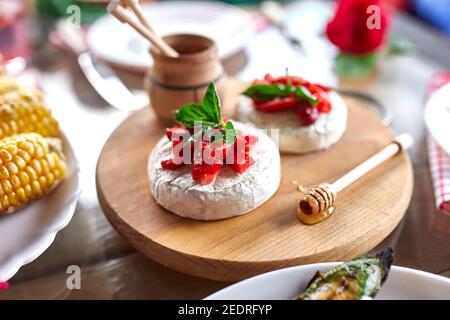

236,91,348,154
147,122,281,220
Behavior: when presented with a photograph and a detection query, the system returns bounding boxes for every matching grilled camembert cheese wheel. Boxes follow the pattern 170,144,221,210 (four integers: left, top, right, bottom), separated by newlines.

148,122,281,220
237,75,348,154
237,91,347,154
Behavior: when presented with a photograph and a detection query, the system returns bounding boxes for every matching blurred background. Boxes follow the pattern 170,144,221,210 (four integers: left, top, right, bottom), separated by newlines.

1,0,449,64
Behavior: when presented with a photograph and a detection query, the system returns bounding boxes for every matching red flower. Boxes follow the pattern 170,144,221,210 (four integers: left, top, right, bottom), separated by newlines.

0,281,9,291
326,0,391,54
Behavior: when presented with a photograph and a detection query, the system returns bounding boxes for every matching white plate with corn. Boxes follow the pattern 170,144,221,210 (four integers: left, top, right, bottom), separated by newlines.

0,78,80,281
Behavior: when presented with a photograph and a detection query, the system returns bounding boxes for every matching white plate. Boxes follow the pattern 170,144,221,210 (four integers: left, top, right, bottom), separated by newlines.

86,1,255,72
425,83,450,155
206,263,450,300
0,134,81,281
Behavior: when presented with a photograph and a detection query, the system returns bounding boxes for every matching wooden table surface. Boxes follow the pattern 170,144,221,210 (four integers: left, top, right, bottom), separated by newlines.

1,9,450,299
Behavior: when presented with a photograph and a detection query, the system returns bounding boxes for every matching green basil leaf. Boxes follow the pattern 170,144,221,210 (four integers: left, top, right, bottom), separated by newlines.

175,103,217,128
175,82,236,145
243,84,289,101
223,121,236,145
243,83,318,105
202,82,222,123
293,86,318,105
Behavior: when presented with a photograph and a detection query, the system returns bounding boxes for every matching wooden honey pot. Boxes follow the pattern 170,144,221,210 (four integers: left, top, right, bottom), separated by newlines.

145,34,226,125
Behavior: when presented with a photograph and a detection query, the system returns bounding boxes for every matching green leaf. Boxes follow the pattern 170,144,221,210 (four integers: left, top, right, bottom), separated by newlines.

223,121,236,145
175,103,217,128
202,82,222,124
243,84,289,101
175,82,237,145
293,86,318,105
335,53,378,78
243,83,317,105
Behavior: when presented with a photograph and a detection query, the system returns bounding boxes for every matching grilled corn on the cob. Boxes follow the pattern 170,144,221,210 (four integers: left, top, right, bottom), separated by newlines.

0,89,61,140
0,133,66,214
0,76,19,96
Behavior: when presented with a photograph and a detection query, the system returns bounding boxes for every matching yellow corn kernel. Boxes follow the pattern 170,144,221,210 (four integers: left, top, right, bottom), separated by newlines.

0,89,61,139
16,187,26,202
8,192,18,206
0,77,19,96
0,133,66,214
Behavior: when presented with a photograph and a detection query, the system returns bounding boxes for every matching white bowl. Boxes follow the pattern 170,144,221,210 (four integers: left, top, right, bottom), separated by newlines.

206,262,450,300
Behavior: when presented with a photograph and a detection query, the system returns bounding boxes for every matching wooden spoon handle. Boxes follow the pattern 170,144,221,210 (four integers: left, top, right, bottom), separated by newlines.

108,1,179,58
332,134,413,192
120,0,154,33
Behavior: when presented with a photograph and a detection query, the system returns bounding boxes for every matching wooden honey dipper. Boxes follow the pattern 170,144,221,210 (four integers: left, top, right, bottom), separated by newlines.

297,134,413,225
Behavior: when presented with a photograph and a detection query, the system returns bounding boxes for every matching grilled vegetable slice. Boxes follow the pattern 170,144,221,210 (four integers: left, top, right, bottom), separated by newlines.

0,89,61,140
0,133,66,215
295,246,393,300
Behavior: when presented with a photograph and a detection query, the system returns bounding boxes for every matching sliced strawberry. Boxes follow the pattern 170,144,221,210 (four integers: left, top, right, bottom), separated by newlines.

264,73,275,82
162,127,258,182
317,98,332,113
231,162,251,174
234,134,258,154
230,134,257,173
216,142,233,159
260,74,331,93
303,83,322,96
244,135,258,151
252,74,274,86
192,140,209,164
254,96,297,112
202,128,223,143
297,106,318,126
192,162,223,184
172,136,182,147
161,158,184,170
231,154,255,173
166,126,188,140
202,142,225,165
315,83,333,92
269,76,304,86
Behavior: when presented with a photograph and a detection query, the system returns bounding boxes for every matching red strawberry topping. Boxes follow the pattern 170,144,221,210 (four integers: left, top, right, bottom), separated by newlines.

254,96,298,112
246,74,333,126
161,129,258,185
161,158,184,170
297,106,319,126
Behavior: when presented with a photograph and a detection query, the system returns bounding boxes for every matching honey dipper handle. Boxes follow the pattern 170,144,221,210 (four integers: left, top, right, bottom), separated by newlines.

331,134,413,192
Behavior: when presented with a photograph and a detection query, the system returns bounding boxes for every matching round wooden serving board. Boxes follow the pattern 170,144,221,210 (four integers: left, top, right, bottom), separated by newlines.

96,81,413,282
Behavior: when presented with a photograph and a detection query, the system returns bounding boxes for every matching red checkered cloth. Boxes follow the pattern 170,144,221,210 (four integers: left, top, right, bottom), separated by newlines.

427,72,450,215
428,136,450,215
